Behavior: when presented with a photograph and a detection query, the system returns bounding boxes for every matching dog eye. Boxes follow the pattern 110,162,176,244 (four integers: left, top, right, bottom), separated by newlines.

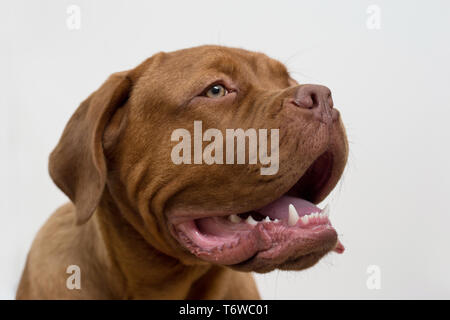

205,84,228,98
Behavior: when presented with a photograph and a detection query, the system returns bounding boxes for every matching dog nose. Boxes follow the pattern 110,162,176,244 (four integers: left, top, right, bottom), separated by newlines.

291,85,336,124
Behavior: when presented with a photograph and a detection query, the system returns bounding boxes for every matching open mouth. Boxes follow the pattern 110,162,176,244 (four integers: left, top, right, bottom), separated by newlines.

171,152,344,269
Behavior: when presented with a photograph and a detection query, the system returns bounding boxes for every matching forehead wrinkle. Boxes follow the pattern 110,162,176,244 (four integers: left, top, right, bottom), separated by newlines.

231,50,290,84
202,55,241,78
202,52,277,85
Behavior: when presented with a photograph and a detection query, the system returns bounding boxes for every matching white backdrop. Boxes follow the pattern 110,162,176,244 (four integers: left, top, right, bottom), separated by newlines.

1,0,450,299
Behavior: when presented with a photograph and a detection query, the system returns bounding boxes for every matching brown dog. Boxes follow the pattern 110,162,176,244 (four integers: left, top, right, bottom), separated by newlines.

16,45,348,299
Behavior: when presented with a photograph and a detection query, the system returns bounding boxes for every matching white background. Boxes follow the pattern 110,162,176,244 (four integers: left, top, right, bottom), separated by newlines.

1,0,449,299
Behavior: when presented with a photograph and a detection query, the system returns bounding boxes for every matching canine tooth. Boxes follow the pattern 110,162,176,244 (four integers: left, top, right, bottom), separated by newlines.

264,216,271,223
301,215,309,224
322,204,330,217
246,215,258,226
274,218,279,222
288,204,299,226
228,214,242,223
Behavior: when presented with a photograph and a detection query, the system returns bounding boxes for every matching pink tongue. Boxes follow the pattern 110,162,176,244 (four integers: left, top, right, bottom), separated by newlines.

256,195,320,220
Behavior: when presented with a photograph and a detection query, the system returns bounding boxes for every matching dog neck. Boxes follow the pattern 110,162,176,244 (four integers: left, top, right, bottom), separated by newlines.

92,190,230,299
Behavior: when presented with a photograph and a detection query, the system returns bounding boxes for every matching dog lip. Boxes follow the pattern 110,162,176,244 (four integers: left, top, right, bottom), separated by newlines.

169,195,341,266
171,216,339,266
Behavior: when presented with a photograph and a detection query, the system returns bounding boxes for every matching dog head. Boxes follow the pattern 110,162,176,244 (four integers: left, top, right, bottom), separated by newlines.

49,45,348,273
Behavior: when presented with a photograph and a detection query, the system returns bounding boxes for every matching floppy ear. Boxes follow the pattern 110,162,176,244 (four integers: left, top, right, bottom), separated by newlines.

49,72,132,225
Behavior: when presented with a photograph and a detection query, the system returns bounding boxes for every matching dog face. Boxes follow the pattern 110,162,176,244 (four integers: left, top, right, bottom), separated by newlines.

50,45,348,273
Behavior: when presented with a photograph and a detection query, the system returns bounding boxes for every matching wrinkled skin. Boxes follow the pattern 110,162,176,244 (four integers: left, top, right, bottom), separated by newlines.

16,45,348,299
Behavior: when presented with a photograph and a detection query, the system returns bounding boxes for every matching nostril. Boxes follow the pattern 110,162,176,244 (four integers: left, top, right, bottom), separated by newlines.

310,93,318,108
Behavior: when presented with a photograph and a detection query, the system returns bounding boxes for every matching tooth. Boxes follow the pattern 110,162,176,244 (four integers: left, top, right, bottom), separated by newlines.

301,215,309,224
228,214,242,223
264,216,271,223
322,204,330,217
274,218,280,222
246,215,258,226
288,204,299,226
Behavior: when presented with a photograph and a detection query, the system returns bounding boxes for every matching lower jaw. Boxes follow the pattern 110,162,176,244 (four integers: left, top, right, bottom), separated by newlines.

234,226,338,272
234,247,332,273
173,218,339,268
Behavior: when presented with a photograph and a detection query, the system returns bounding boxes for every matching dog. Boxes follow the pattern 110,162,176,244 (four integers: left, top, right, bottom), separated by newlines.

16,45,348,299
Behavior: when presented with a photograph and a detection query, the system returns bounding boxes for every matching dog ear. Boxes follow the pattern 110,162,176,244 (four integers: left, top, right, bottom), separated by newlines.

49,71,132,225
